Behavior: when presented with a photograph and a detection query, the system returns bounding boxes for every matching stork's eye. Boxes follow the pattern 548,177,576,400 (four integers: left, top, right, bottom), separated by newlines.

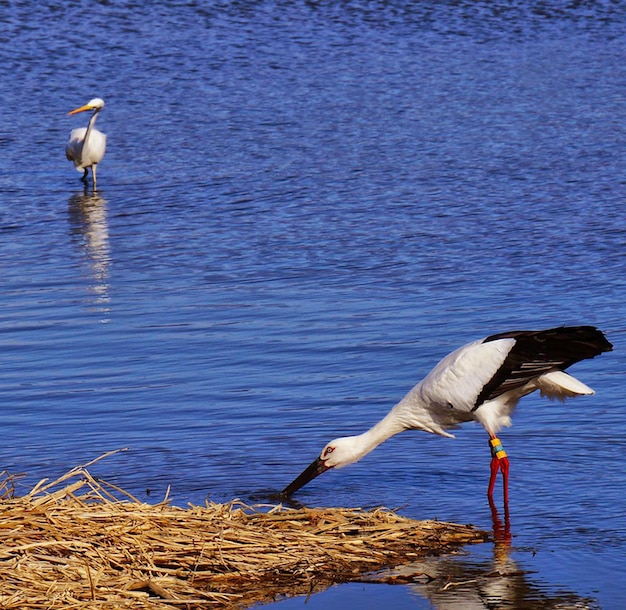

324,447,335,456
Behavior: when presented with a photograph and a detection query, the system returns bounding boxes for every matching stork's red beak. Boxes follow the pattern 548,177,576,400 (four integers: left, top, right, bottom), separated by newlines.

281,456,331,497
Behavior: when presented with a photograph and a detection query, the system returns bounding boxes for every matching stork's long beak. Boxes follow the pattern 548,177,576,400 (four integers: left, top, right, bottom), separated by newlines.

281,456,330,497
68,104,93,115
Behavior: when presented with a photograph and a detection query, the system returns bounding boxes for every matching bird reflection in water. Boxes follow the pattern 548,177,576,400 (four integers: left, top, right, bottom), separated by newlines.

489,494,511,546
68,191,111,321
279,491,595,608
368,526,596,609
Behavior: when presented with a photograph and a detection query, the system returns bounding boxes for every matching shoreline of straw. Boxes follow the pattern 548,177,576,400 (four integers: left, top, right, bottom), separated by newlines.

0,451,489,608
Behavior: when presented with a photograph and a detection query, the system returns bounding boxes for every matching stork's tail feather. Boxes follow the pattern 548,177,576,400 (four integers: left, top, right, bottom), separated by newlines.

538,370,594,401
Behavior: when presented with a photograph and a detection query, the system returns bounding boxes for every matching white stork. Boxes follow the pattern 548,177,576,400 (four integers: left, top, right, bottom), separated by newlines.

282,326,612,505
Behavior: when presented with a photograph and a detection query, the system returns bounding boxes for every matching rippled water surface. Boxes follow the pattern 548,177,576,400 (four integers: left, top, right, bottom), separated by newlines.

1,1,625,608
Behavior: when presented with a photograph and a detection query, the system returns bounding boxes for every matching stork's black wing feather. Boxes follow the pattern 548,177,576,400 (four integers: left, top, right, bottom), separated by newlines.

472,326,612,410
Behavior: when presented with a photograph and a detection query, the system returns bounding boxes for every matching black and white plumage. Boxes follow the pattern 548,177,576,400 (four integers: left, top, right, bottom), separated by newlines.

282,326,612,503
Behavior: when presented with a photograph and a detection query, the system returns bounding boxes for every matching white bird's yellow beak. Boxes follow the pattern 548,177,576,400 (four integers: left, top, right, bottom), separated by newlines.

68,104,93,115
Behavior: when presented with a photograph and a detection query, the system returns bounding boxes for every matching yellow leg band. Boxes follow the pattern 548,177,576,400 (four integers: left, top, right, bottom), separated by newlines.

490,437,507,459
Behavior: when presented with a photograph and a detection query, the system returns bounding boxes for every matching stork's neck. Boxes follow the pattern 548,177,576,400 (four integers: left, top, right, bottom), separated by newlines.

352,409,408,460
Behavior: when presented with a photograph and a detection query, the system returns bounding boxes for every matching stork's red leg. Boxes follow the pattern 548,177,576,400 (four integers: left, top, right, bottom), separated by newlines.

488,435,510,505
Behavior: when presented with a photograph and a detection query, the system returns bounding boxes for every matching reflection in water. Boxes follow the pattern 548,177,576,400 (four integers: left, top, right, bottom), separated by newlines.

385,550,598,609
489,496,511,546
370,511,597,610
276,498,595,608
67,191,111,321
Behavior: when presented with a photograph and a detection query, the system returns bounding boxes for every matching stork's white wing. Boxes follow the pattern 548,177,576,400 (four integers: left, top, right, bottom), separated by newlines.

416,338,514,412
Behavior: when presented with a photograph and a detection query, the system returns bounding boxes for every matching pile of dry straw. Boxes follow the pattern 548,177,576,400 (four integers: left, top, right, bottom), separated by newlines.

0,451,488,608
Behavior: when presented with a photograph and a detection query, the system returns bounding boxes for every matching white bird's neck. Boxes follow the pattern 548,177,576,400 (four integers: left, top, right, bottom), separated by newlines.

350,409,408,462
83,110,100,150
338,388,459,468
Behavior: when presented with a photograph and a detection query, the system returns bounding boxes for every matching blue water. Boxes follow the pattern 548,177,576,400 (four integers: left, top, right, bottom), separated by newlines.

1,2,625,608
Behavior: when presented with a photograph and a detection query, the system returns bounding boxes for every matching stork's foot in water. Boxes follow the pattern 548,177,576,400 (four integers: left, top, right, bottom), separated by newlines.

487,436,510,505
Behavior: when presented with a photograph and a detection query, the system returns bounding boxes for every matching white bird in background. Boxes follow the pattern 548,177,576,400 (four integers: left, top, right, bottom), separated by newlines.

66,98,107,190
282,326,612,507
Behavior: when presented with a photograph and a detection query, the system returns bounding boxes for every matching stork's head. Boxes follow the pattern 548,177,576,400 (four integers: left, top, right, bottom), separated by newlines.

68,98,105,115
281,436,365,497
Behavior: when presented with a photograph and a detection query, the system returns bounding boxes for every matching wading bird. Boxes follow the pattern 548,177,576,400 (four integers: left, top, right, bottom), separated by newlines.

66,98,107,190
282,326,612,506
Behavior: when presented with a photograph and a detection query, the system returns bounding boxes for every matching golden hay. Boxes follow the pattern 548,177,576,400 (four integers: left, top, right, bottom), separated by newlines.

0,451,489,608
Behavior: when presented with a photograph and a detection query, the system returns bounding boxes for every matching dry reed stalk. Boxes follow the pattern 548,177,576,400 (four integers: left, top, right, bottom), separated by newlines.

0,452,488,608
